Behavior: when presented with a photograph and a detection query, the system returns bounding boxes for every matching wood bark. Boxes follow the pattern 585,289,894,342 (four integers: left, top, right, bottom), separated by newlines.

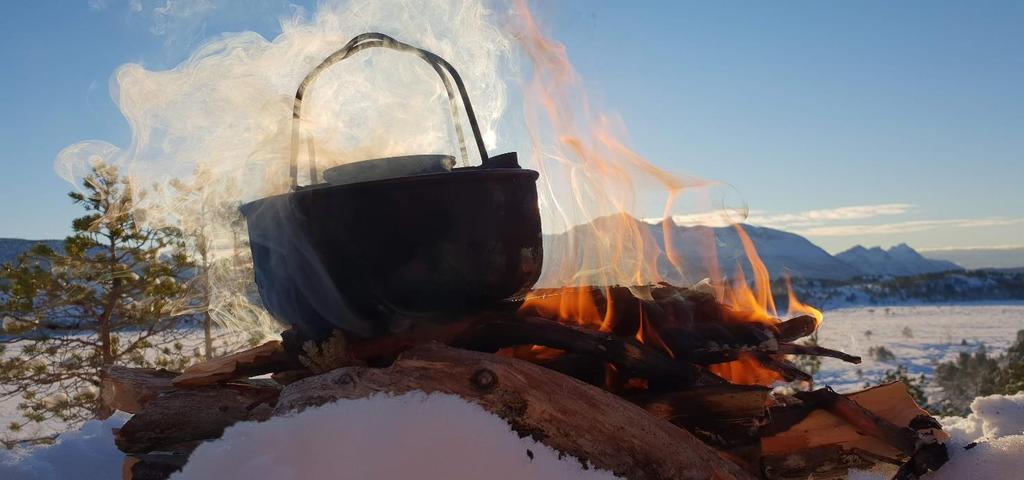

274,343,756,480
101,366,179,414
115,382,280,454
122,453,189,480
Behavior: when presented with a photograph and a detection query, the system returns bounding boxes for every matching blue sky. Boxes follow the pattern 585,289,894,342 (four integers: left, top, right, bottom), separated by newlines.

1,1,1021,253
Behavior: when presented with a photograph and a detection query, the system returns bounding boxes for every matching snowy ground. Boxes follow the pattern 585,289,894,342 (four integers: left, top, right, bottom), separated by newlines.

2,304,1023,478
813,304,1024,393
2,390,1022,480
0,327,253,444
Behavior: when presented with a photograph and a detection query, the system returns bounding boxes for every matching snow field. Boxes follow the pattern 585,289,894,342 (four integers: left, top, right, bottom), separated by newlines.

813,304,1024,393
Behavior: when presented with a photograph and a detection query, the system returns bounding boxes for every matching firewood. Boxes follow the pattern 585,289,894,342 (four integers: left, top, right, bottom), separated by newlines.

760,445,876,479
101,366,179,414
338,313,717,387
122,453,189,480
452,315,708,387
776,343,861,364
172,340,298,387
631,384,771,466
794,387,920,456
274,343,757,480
681,343,860,367
761,382,949,479
631,384,771,422
312,284,854,393
773,315,819,342
115,382,281,454
521,286,852,369
756,355,813,383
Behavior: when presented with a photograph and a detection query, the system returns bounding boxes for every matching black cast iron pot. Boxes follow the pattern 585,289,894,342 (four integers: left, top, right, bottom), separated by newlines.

241,33,543,340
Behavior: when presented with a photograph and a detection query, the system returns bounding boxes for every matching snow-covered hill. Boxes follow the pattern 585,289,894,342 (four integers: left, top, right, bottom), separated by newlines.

661,222,863,281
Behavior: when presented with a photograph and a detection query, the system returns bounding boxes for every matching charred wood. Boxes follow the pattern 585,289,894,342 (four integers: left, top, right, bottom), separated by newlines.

451,315,707,387
630,384,771,421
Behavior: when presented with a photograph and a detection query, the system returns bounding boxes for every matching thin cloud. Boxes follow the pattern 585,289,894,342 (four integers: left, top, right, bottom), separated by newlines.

643,203,915,229
749,203,914,229
792,218,1024,237
918,244,1024,252
644,211,756,227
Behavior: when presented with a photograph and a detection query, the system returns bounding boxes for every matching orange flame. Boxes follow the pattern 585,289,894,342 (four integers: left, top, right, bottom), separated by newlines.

786,275,824,326
512,1,821,387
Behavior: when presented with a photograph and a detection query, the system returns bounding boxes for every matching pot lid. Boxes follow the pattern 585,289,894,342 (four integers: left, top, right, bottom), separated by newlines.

323,155,455,185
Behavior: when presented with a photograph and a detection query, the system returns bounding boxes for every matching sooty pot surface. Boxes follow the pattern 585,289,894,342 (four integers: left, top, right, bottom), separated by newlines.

241,166,543,340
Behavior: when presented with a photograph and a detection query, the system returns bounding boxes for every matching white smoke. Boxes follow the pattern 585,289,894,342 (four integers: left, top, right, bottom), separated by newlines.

57,0,514,338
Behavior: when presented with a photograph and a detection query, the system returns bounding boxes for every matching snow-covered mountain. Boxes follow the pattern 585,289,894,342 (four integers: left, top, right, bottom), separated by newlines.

541,215,968,283
659,222,863,281
835,243,961,277
542,216,864,284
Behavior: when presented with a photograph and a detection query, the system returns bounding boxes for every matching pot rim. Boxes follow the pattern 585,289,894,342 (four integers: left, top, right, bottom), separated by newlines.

240,167,539,216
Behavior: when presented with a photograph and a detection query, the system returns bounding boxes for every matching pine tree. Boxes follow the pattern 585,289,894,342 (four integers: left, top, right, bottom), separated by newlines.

874,365,931,410
1002,330,1024,394
0,163,198,444
931,347,1006,416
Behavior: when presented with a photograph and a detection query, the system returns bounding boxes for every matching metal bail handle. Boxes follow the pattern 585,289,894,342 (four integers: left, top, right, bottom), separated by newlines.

289,32,491,188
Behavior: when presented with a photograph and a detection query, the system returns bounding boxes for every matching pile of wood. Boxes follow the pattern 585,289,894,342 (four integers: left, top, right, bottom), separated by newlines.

104,284,949,479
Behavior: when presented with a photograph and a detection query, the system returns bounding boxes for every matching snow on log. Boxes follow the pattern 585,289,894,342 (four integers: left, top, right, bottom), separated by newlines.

273,343,757,480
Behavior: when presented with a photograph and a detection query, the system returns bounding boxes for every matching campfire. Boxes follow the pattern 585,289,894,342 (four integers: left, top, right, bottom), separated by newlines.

104,29,950,480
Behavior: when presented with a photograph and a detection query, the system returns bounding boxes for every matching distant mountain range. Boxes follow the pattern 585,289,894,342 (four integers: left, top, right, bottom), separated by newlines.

918,246,1024,270
541,216,967,283
835,244,961,277
0,238,63,265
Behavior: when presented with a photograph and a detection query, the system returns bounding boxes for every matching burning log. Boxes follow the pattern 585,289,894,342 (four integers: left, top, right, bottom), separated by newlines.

452,315,708,387
516,284,852,384
335,284,857,392
336,313,717,388
165,284,857,395
274,343,757,480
